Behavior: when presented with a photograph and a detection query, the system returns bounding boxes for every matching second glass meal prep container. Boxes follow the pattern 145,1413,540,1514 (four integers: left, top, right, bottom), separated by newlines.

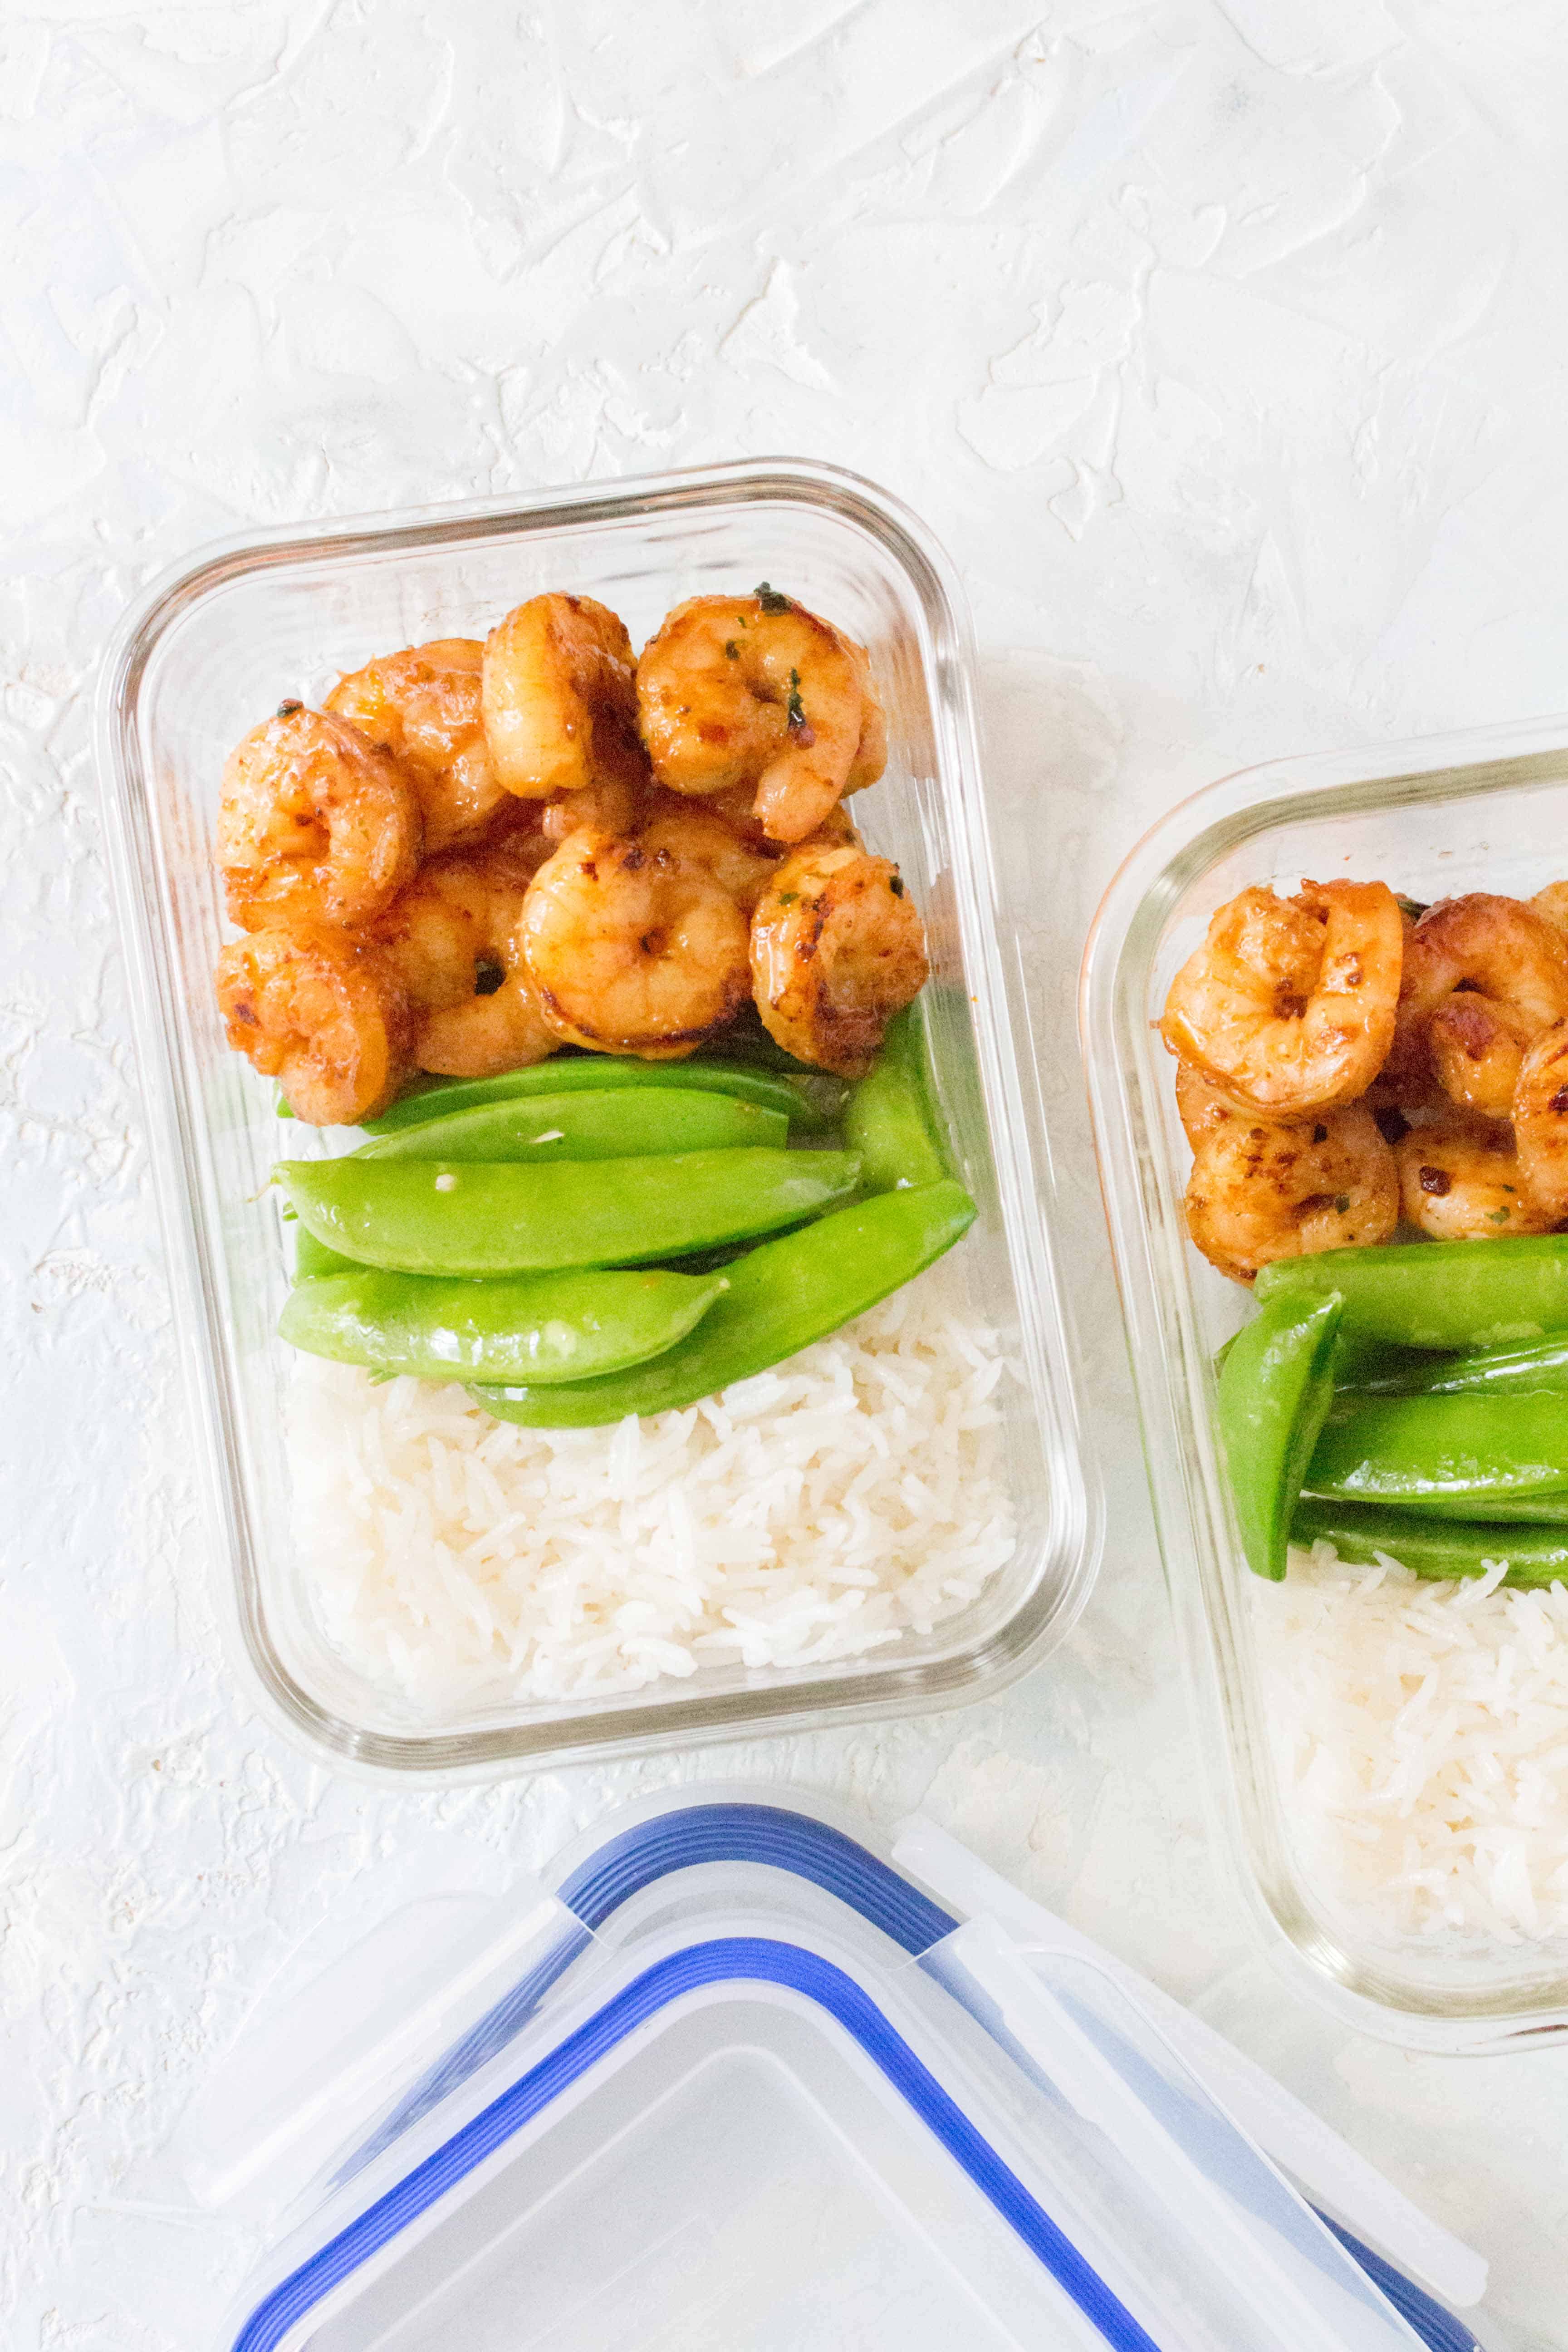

98,457,1102,1779
1083,717,1568,2053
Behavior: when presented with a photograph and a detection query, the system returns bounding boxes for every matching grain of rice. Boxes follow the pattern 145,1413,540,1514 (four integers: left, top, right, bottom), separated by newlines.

288,1264,1018,1708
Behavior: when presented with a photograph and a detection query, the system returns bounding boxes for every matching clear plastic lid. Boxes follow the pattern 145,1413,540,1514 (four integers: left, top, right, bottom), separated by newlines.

191,1793,1471,2352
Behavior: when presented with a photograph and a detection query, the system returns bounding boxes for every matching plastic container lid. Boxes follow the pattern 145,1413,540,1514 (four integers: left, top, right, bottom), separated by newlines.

184,1793,1473,2352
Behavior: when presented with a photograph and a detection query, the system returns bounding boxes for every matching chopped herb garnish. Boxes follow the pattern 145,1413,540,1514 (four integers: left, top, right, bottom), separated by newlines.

889,875,905,897
754,581,791,614
785,665,806,728
1334,1195,1351,1214
474,956,506,996
724,640,740,659
276,697,303,717
1489,1207,1512,1224
776,891,799,906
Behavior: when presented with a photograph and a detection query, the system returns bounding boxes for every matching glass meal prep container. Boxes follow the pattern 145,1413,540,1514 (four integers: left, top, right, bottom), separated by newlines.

98,456,1101,1779
1082,717,1568,2053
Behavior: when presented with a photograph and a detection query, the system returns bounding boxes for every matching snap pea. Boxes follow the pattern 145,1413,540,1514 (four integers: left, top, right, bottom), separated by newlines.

470,1179,977,1427
1217,1291,1342,1581
1356,1331,1568,1397
1291,1495,1568,1588
355,1087,785,1164
359,1057,846,1137
1256,1236,1568,1349
1340,1490,1568,1524
1304,1391,1568,1508
293,1224,359,1280
846,1005,950,1194
279,1264,726,1383
274,1148,861,1276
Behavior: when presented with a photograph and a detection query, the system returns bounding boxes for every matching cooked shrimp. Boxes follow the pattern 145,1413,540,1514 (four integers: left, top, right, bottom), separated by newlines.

633,798,782,916
326,639,508,857
1176,1062,1245,1147
539,771,649,843
637,589,886,845
1160,880,1403,1117
372,838,556,1078
1389,893,1568,1114
1395,1115,1554,1240
1184,1103,1399,1284
518,825,752,1060
215,926,410,1125
481,593,647,800
750,838,929,1078
1533,882,1568,935
217,706,421,933
1514,1016,1568,1223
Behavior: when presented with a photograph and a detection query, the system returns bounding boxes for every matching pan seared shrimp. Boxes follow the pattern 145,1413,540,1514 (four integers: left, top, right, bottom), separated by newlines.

1184,1103,1398,1284
215,926,411,1124
637,590,886,845
1160,881,1404,1117
1389,893,1568,1115
750,838,929,1078
518,825,752,1059
1514,1017,1568,1222
539,771,649,844
326,639,508,856
217,706,421,933
1176,1062,1251,1147
372,838,557,1078
1395,1114,1553,1241
481,594,647,800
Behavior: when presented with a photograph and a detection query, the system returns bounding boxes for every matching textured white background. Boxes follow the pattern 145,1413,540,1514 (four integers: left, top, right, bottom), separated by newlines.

7,3,1568,2345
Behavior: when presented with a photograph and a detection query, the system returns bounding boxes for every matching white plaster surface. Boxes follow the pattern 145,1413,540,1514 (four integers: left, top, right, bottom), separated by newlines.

6,3,1568,2344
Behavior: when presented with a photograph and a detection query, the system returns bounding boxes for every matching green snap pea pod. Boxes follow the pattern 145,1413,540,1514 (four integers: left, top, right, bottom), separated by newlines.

274,1148,862,1276
1355,1331,1568,1397
1256,1236,1568,1349
359,1058,845,1137
279,1264,726,1383
470,1179,977,1427
1304,1391,1568,1508
845,1005,950,1194
1339,1489,1568,1523
1290,1495,1568,1588
1217,1292,1342,1581
355,1087,785,1164
293,1224,360,1280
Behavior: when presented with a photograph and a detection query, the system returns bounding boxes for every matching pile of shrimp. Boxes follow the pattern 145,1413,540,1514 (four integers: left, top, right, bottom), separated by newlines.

1161,878,1568,1281
213,588,927,1122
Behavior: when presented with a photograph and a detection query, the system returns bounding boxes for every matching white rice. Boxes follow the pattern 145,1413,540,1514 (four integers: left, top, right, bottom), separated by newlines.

1254,1545,1568,1944
287,1265,1018,1708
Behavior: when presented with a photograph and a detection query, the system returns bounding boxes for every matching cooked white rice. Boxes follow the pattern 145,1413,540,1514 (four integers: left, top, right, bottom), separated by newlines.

1255,1545,1568,1944
287,1266,1018,1707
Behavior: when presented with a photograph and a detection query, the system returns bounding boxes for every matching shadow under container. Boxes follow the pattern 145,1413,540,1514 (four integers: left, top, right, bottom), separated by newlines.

1082,718,1568,2053
99,457,1102,1782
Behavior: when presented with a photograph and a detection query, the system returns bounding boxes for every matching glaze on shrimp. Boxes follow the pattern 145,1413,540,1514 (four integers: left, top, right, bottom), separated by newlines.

372,834,557,1078
518,824,752,1059
217,706,421,934
1183,1102,1399,1284
215,926,411,1124
482,594,647,800
749,837,928,1078
326,639,508,856
1394,1115,1553,1241
637,589,885,844
1514,1016,1568,1223
1388,893,1568,1114
1160,880,1404,1117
